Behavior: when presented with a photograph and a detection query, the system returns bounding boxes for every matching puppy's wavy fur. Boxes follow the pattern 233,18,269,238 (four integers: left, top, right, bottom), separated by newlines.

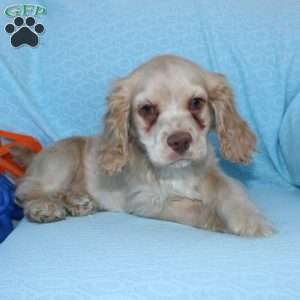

16,55,273,236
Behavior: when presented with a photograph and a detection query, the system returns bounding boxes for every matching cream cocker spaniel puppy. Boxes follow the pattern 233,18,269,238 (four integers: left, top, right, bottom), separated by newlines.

16,55,274,237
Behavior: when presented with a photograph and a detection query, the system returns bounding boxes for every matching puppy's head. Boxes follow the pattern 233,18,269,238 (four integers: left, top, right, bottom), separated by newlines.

99,55,256,174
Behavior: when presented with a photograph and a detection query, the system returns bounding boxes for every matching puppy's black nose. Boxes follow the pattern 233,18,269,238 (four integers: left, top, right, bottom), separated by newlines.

167,132,192,155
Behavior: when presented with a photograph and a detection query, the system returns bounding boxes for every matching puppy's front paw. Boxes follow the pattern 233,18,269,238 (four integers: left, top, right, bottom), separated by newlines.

24,199,66,223
64,196,98,217
227,212,275,237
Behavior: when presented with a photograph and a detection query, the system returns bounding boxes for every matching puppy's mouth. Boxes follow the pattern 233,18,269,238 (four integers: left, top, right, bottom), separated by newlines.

168,158,192,168
163,148,195,167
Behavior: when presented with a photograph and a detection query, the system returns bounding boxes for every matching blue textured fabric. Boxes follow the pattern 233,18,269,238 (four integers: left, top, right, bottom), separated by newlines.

0,0,300,187
280,95,300,187
1,185,300,299
1,1,300,299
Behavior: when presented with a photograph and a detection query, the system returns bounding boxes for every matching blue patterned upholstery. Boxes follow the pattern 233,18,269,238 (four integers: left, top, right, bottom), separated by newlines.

0,1,299,298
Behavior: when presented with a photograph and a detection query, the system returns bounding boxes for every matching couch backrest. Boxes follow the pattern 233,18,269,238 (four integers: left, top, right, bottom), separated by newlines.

1,0,299,187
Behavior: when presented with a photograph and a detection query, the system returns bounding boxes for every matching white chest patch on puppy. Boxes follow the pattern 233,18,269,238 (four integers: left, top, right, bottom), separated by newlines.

158,165,202,201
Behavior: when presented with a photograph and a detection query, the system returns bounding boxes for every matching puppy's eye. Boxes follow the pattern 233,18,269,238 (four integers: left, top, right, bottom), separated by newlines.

138,104,158,119
189,97,205,112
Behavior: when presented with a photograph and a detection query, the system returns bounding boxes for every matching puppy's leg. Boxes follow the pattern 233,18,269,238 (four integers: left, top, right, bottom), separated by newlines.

63,151,98,217
62,194,97,217
17,178,68,223
206,170,274,237
24,194,66,223
16,137,87,223
125,187,226,233
159,198,226,233
158,192,273,237
139,175,274,237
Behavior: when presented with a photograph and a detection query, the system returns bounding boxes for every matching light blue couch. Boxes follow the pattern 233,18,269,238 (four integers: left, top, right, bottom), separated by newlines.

1,1,300,299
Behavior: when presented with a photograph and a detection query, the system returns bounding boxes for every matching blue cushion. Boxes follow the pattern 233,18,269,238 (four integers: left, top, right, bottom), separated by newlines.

279,92,300,187
0,1,300,299
1,185,300,299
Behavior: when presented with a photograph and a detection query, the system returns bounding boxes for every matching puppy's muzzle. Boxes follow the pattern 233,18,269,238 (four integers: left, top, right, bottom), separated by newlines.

167,131,192,155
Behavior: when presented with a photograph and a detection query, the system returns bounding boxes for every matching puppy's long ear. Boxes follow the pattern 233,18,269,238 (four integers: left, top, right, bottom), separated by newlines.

98,78,131,175
205,73,256,164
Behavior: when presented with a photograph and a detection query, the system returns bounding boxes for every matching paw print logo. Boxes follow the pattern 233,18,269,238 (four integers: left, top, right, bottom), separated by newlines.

5,16,44,47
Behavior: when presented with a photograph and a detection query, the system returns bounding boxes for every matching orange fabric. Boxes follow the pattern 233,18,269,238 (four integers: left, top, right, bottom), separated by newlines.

0,130,42,177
